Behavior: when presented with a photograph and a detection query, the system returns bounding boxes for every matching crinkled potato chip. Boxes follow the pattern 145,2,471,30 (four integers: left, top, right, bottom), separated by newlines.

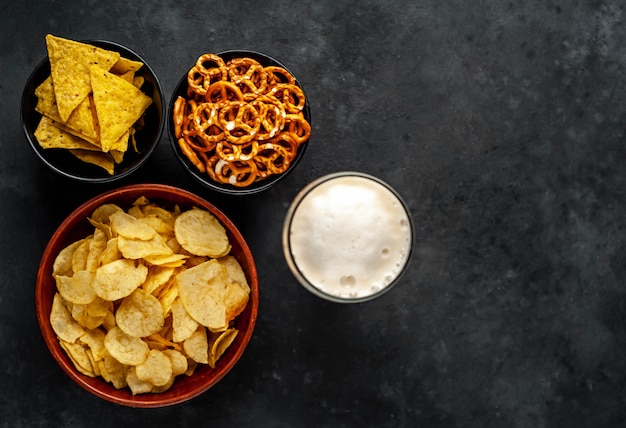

174,208,231,257
50,292,85,343
126,366,153,395
55,269,97,305
117,234,173,260
109,210,156,240
170,297,199,343
208,328,238,369
104,326,149,366
60,340,95,377
183,327,209,364
53,238,88,277
93,258,148,301
135,349,173,387
175,259,228,332
50,198,250,395
116,289,164,338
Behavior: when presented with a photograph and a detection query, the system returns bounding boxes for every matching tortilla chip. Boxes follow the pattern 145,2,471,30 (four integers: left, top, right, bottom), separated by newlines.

34,116,100,150
90,66,152,152
35,77,99,140
45,34,120,123
110,56,144,75
69,149,116,175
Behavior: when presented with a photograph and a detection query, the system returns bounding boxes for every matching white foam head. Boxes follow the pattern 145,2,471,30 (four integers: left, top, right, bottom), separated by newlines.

283,172,413,302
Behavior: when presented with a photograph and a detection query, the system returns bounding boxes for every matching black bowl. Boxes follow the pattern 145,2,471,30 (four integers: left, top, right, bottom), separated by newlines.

21,39,165,183
168,50,311,196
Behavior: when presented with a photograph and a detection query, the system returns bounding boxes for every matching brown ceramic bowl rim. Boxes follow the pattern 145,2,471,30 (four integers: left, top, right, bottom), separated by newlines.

35,183,259,407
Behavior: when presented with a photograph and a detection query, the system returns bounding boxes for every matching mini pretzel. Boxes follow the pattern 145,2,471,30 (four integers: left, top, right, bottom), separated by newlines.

174,53,312,187
264,66,296,85
284,113,311,144
218,101,260,145
270,84,306,113
192,102,224,144
173,96,187,139
204,81,244,104
216,139,259,162
178,138,205,173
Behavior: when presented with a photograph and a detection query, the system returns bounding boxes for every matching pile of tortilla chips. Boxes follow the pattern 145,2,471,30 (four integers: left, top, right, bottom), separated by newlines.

33,34,153,175
49,197,250,394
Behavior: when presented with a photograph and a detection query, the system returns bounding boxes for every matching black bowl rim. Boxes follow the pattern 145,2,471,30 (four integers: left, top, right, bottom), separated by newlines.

167,49,311,196
20,39,166,183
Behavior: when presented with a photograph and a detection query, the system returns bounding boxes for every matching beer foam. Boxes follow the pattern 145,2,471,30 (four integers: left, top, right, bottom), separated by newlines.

287,175,412,299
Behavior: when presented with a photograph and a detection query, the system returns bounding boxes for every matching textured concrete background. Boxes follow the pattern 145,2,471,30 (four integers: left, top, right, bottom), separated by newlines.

1,1,626,427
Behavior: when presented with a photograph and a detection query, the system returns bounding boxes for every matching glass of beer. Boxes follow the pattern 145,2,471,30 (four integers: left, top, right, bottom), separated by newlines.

282,172,414,303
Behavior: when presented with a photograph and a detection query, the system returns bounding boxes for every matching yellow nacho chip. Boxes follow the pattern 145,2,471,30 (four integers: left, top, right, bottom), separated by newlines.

34,116,100,151
69,149,116,175
90,66,152,152
45,34,120,123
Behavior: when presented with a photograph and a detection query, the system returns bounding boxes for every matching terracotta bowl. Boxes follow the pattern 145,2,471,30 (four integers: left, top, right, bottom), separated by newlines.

21,40,165,182
35,184,259,407
168,49,312,195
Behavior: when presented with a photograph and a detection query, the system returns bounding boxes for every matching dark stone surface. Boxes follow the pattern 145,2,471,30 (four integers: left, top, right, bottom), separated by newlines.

2,1,626,427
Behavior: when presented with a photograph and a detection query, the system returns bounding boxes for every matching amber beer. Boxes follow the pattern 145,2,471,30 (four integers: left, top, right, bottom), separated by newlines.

283,172,413,302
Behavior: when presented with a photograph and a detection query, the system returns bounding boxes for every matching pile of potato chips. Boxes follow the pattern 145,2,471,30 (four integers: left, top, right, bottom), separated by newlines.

33,35,153,175
49,196,250,394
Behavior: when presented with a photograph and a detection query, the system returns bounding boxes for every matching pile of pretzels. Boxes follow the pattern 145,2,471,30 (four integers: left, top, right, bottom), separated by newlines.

172,53,311,187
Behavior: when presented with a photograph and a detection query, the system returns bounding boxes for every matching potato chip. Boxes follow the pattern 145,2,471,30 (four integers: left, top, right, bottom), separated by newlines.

93,258,148,301
71,238,91,273
183,327,209,364
170,297,199,343
109,210,156,240
99,354,127,389
125,367,153,395
50,293,85,343
79,328,108,361
53,238,88,276
71,301,105,329
219,256,251,322
60,340,95,377
135,349,173,387
161,349,188,376
116,289,164,338
45,34,120,123
117,234,173,260
208,328,238,369
98,237,122,265
174,208,231,257
142,253,188,267
86,228,108,271
90,203,123,224
104,326,149,366
175,259,228,332
55,269,97,305
141,266,175,295
90,65,152,152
